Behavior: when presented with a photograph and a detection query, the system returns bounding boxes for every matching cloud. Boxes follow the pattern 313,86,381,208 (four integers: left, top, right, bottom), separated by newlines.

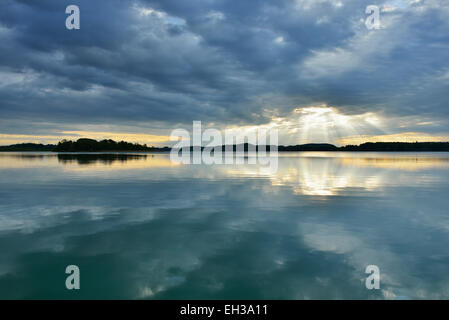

0,0,448,143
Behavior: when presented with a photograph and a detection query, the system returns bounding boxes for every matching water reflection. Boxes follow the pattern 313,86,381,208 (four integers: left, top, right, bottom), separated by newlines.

340,155,449,171
224,153,449,196
0,152,449,299
57,153,149,166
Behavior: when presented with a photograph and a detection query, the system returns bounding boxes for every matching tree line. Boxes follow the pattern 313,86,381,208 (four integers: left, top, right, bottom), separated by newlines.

1,139,449,152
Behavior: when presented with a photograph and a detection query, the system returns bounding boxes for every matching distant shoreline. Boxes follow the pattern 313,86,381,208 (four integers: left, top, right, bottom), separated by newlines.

1,139,449,152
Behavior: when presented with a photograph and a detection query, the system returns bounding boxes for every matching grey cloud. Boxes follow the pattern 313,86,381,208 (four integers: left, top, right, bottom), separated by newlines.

0,0,448,138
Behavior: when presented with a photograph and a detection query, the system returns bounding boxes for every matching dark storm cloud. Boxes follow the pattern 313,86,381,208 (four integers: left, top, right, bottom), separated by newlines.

0,0,448,135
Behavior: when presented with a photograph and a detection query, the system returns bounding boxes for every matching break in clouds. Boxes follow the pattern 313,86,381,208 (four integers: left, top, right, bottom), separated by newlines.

0,0,448,145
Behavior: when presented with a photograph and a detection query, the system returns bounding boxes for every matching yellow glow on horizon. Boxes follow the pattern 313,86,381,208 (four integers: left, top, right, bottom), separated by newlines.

337,132,449,145
0,131,172,146
62,131,172,145
0,134,65,146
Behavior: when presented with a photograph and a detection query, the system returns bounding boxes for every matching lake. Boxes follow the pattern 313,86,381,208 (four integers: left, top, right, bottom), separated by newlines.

1,152,449,299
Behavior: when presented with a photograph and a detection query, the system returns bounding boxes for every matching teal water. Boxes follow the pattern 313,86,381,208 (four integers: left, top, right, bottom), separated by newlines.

1,152,449,299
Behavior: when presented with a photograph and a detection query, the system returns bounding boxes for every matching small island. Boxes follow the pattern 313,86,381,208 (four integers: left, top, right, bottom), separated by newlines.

54,138,171,152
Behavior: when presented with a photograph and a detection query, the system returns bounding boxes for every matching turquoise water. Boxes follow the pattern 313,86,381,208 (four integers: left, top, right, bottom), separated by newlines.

1,152,449,299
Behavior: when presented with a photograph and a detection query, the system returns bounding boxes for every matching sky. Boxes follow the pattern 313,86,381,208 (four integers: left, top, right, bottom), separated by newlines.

0,0,448,146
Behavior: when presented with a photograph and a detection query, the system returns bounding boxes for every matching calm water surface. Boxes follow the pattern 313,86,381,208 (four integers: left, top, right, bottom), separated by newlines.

1,152,449,299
